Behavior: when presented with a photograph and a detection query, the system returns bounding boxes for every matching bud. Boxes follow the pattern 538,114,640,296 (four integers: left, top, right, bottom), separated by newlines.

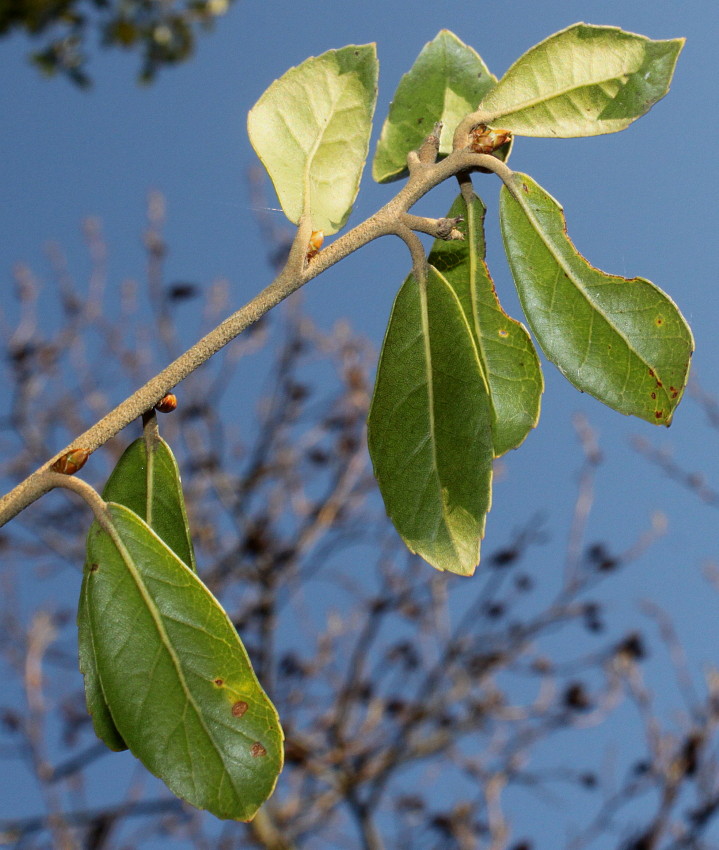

469,124,512,155
306,230,324,261
155,393,177,413
51,448,90,475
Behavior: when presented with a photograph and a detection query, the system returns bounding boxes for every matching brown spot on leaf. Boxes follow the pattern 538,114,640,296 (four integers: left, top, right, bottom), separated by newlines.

232,700,248,718
648,369,655,378
669,386,678,398
655,410,664,419
250,742,267,758
522,183,529,193
213,678,224,687
655,316,664,326
89,563,99,573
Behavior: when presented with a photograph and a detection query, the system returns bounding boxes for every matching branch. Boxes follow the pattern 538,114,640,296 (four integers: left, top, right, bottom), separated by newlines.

0,149,509,528
0,799,183,843
249,807,297,850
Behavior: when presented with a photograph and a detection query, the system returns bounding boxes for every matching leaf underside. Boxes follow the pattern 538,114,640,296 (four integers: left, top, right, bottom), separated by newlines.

478,23,684,137
500,172,693,424
248,44,378,234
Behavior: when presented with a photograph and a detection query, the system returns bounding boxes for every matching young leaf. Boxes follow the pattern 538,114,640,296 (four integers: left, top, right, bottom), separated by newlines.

477,24,684,137
428,192,543,455
86,503,283,821
247,45,378,235
500,172,694,424
368,266,494,575
79,435,197,752
373,30,496,183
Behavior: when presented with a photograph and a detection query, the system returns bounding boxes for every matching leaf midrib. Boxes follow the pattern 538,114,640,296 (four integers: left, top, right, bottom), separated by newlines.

417,271,485,567
463,200,492,396
145,439,154,527
303,67,360,221
416,274,462,563
483,69,632,123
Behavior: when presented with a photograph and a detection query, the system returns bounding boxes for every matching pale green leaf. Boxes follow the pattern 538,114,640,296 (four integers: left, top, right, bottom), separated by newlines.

373,30,496,183
86,504,283,821
500,172,693,424
368,266,494,575
247,45,378,234
429,193,543,455
478,24,684,137
79,435,197,752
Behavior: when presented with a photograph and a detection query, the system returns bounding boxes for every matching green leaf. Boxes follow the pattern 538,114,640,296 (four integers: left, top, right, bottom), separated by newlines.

78,579,127,751
247,44,378,234
500,172,693,424
368,266,494,575
86,503,283,821
477,24,684,137
428,192,543,456
79,435,197,751
373,30,496,183
94,436,197,572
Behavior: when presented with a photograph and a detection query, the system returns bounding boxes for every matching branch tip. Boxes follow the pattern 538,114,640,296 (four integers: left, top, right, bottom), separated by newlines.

417,122,443,165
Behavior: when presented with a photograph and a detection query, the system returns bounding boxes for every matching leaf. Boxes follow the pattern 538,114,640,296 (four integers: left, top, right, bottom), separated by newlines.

78,579,127,751
428,192,543,456
368,266,494,575
86,503,283,821
94,436,197,572
79,435,197,751
499,172,693,424
247,44,378,234
477,24,684,137
373,30,497,183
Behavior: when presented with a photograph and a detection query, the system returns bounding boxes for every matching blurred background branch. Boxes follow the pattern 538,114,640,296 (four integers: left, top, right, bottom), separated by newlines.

1,193,719,850
0,0,236,85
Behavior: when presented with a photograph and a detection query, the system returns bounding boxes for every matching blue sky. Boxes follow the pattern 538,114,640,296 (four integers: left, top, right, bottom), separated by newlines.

1,1,718,845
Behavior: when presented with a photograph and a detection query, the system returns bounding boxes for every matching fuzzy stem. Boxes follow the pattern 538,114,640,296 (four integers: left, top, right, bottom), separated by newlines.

0,150,510,527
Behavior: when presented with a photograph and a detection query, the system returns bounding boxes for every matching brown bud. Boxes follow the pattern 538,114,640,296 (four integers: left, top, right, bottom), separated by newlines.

155,393,177,413
306,230,324,261
469,124,512,155
51,448,90,475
